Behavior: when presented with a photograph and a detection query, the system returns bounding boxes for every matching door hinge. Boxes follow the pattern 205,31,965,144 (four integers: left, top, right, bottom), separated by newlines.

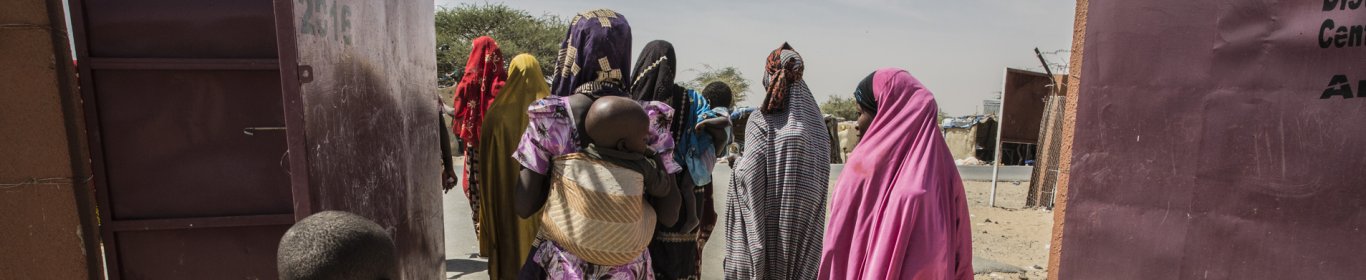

298,65,314,83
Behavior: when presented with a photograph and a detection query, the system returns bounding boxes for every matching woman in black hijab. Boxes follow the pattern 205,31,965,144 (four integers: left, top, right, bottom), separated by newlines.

632,39,742,280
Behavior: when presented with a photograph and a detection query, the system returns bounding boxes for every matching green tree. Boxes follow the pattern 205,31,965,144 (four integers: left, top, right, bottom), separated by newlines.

435,3,566,87
938,111,947,127
685,65,751,105
821,96,860,121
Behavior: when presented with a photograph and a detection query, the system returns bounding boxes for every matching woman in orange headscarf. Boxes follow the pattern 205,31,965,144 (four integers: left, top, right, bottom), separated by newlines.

452,36,506,246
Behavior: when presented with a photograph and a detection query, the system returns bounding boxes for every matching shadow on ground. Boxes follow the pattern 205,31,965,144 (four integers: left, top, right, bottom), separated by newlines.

446,258,488,279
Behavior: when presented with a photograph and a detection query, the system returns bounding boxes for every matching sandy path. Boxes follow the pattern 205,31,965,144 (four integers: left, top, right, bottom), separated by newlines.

965,180,1054,280
448,161,1055,279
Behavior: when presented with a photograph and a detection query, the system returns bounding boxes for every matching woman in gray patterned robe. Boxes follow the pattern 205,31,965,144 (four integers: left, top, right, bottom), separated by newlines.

724,43,830,280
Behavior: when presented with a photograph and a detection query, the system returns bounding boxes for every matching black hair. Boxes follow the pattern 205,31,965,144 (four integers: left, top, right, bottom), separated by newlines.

855,71,877,115
701,81,734,108
278,211,397,280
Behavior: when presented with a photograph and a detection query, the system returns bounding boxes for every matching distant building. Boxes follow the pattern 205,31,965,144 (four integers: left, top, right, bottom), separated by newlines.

940,115,997,162
983,99,1001,115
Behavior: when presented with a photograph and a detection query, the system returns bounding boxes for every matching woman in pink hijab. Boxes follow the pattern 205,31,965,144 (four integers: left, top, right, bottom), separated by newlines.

818,68,973,280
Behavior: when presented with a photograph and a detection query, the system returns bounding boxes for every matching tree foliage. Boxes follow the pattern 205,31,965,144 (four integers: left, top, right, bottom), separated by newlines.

821,96,860,121
435,4,566,87
685,65,751,105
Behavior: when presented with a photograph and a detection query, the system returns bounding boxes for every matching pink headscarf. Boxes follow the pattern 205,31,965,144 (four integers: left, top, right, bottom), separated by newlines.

818,68,973,280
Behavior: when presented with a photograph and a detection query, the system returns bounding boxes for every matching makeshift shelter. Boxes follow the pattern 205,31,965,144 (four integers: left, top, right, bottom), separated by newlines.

837,121,860,161
824,115,843,164
940,115,997,162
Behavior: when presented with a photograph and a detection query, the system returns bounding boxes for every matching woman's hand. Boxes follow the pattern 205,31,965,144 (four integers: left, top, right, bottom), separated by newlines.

441,168,458,193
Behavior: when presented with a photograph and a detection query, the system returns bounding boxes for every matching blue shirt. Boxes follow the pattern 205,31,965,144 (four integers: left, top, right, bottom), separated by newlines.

675,89,731,186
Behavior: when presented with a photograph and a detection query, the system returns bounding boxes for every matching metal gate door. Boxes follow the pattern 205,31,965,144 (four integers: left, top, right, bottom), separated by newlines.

72,0,304,278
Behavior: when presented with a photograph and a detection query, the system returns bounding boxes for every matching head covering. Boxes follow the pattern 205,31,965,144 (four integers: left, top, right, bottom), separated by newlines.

724,44,829,279
476,54,549,280
630,40,689,140
550,9,633,96
760,42,804,114
452,36,507,147
630,40,680,102
818,68,972,279
572,80,630,98
496,54,551,110
854,71,877,115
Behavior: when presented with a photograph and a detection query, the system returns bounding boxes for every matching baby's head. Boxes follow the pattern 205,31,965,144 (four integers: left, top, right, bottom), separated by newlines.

277,211,397,280
585,96,650,154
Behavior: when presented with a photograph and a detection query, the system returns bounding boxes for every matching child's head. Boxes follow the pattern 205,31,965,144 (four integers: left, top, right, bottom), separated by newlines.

585,96,650,153
702,81,734,109
277,211,397,280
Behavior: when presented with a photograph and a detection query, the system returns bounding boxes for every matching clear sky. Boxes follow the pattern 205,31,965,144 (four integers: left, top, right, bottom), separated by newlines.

436,0,1076,116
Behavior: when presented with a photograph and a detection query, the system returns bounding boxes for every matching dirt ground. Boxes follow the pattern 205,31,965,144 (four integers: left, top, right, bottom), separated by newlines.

446,162,1056,279
964,180,1055,280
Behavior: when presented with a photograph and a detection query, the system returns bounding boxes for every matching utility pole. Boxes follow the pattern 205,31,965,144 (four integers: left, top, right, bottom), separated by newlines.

989,87,1004,207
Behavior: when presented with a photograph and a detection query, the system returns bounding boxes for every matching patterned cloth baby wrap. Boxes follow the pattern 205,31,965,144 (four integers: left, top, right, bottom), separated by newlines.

541,145,659,266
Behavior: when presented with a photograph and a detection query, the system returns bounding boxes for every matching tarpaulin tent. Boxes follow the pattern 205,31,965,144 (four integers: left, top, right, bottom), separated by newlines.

941,115,996,162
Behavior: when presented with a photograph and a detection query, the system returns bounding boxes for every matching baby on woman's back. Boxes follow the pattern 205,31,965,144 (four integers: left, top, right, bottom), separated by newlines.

539,96,680,266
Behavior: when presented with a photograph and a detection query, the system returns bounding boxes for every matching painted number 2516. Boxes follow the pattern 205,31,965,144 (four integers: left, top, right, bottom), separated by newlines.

298,0,352,45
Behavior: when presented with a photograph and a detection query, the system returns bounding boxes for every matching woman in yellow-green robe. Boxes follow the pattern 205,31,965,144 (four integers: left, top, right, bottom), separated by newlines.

477,54,550,279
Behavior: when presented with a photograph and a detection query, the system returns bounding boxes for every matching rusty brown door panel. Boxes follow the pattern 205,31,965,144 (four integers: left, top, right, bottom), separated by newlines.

92,69,292,220
81,0,278,59
72,0,299,278
73,0,444,278
113,226,290,279
1001,68,1052,144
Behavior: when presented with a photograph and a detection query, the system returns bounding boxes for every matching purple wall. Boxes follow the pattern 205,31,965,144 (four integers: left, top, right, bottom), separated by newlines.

1058,1,1366,279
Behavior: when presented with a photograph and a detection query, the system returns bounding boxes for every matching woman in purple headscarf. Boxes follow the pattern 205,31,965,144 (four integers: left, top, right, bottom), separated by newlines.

548,9,634,97
818,68,973,280
512,9,688,279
